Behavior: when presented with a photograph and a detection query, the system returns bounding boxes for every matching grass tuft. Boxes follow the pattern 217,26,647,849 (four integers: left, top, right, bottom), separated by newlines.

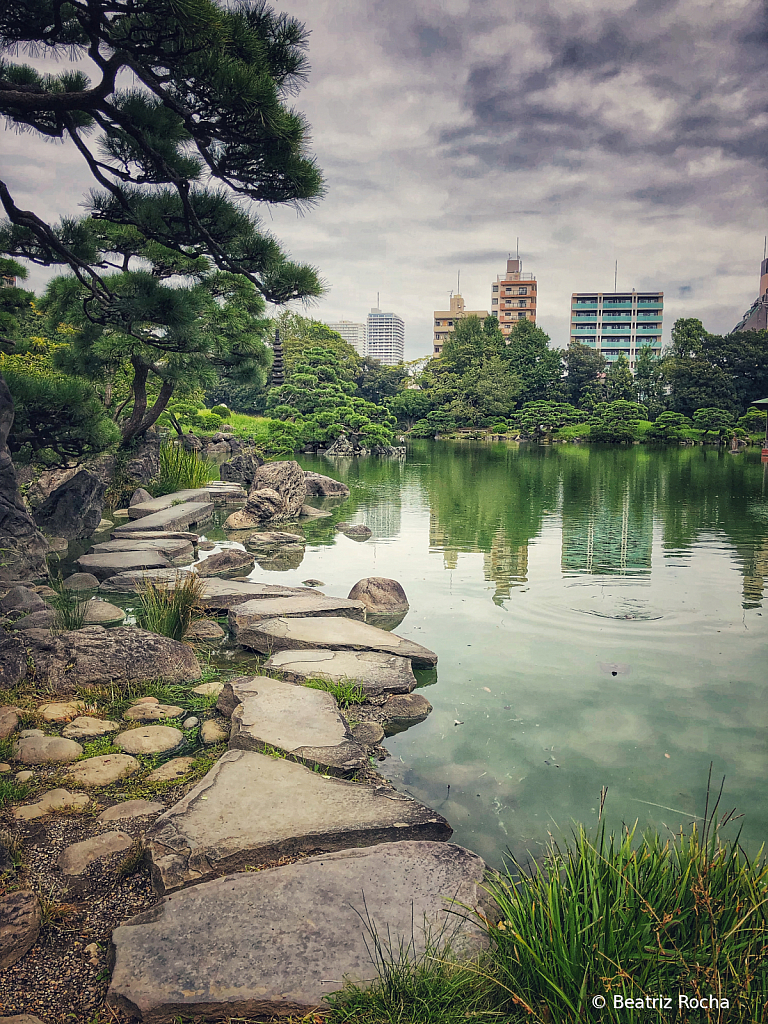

0,777,31,808
0,828,25,870
47,573,90,631
303,677,366,709
135,573,206,641
155,441,217,494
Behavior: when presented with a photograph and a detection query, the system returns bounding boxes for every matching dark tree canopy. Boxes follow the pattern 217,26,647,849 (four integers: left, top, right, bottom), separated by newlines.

0,0,325,303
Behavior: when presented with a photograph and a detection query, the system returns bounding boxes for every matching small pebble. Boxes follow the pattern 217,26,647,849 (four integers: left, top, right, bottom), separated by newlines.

183,717,199,730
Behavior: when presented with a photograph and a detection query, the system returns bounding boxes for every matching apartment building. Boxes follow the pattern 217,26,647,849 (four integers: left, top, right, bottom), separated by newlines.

569,290,663,368
325,320,367,357
492,258,537,340
366,308,405,365
433,294,489,356
732,257,768,332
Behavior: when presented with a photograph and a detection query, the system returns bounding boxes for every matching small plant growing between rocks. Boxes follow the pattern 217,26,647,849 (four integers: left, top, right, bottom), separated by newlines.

303,677,366,709
117,839,147,879
135,573,206,641
0,776,31,809
0,828,25,871
48,573,90,631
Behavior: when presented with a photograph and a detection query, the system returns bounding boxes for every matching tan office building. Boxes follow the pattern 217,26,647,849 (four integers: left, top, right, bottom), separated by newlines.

433,294,489,356
491,258,537,339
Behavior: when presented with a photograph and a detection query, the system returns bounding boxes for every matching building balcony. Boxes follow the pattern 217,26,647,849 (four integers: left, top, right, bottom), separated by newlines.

602,301,633,309
572,301,598,309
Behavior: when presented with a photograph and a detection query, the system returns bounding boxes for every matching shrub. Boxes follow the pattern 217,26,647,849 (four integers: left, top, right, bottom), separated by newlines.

47,574,90,631
135,573,206,641
210,404,230,418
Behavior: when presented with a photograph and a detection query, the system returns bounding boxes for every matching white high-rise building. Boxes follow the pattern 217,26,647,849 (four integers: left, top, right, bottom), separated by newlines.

366,308,405,365
325,320,367,357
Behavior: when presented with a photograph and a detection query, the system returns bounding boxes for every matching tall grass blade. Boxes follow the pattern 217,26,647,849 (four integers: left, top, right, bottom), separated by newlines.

155,441,217,494
135,572,206,641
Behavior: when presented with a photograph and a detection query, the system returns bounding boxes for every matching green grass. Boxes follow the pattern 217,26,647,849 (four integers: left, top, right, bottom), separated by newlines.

0,777,31,808
47,573,90,631
74,677,221,723
303,676,367,709
154,440,218,494
135,573,206,641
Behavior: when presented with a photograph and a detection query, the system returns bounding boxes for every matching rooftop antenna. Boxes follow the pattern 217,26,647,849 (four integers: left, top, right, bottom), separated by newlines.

377,291,380,310
457,269,460,295
516,237,519,259
614,260,618,292
764,236,766,260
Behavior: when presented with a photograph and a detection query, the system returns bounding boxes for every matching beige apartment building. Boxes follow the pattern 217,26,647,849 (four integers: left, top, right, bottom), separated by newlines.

433,294,489,356
491,258,537,339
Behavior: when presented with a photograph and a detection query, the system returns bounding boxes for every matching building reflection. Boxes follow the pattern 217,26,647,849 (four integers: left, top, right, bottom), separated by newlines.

430,514,528,604
742,538,768,608
562,490,652,577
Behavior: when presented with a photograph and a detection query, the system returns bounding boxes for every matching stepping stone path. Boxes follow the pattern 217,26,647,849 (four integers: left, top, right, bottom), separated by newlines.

115,725,183,756
76,549,171,581
127,488,213,519
245,530,305,551
12,789,89,820
66,754,140,788
229,595,366,639
183,620,225,641
62,716,119,740
82,600,126,626
90,537,195,563
146,757,196,783
114,501,214,534
237,616,438,668
123,703,184,723
263,649,417,696
173,577,323,612
222,675,367,774
145,749,451,894
59,832,133,877
98,799,165,821
63,572,99,591
108,842,487,1020
0,706,18,740
110,530,199,543
99,567,193,593
0,891,42,970
13,731,83,764
191,681,224,696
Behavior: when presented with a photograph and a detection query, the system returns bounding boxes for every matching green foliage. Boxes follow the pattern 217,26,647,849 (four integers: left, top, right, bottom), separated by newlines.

693,406,735,439
388,389,432,429
303,677,367,708
738,407,767,434
135,574,206,641
645,411,692,441
356,357,409,404
268,346,395,450
155,442,217,493
633,346,666,415
47,574,90,631
273,311,361,382
503,319,563,404
563,342,606,406
516,401,585,440
589,400,648,443
0,778,31,809
210,405,230,419
606,354,635,402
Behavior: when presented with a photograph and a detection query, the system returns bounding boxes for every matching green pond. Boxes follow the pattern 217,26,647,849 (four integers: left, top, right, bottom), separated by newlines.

88,441,768,868
289,441,768,868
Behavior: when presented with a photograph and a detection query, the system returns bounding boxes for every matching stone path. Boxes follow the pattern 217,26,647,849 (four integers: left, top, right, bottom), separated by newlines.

113,501,214,534
235,615,438,668
229,594,366,638
169,577,325,611
145,749,451,894
108,842,488,1020
220,675,367,774
75,550,171,580
263,649,418,695
89,537,195,563
127,489,215,519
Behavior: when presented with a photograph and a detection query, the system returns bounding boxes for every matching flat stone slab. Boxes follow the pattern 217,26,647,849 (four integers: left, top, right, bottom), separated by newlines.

201,720,227,744
76,550,171,581
83,600,126,626
115,502,214,534
59,832,132,876
99,799,166,821
90,538,195,563
245,531,305,550
170,578,324,612
13,789,89,820
145,749,451,894
128,488,212,519
99,568,193,593
13,732,83,764
62,716,120,740
263,649,417,696
237,617,438,668
123,704,184,723
109,842,487,1020
66,753,140,787
229,595,366,639
37,701,86,723
115,726,184,755
224,676,366,774
196,548,255,577
110,530,199,543
191,681,224,696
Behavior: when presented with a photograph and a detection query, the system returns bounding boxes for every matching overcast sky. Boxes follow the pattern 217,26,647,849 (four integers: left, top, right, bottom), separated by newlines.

3,0,767,358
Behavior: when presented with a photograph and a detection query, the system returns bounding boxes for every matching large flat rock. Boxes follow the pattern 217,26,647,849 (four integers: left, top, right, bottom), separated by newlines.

128,488,212,519
236,616,438,668
145,749,451,894
90,538,195,563
224,676,367,774
229,595,365,638
76,550,171,581
99,568,193,593
264,649,417,696
108,842,488,1021
174,578,325,612
115,502,213,534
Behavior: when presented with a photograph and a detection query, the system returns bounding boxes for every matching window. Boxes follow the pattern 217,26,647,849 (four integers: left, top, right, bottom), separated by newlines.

517,300,526,307
492,298,498,305
492,310,498,317
517,312,526,319
505,288,512,294
447,320,453,326
518,287,527,295
492,285,499,293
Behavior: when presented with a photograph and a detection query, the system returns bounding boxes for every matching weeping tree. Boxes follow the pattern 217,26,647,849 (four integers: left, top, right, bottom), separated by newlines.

0,0,325,441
